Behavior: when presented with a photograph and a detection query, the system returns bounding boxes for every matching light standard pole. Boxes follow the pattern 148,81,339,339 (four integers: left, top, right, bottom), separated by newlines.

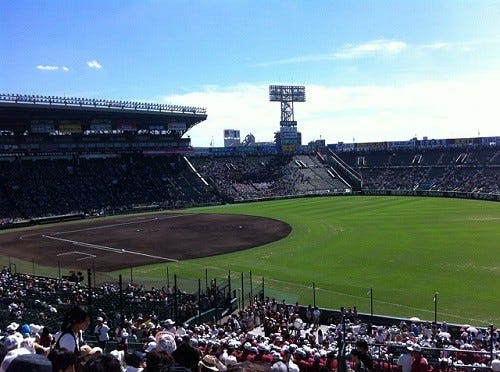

370,288,374,324
433,292,438,324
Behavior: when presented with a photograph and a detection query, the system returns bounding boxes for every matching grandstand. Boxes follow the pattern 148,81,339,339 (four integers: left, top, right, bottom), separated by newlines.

1,93,498,226
0,94,498,371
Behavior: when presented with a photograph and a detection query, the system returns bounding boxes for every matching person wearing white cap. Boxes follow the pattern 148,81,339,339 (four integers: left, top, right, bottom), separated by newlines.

407,344,428,372
271,351,287,372
0,337,32,372
397,343,414,372
94,316,110,349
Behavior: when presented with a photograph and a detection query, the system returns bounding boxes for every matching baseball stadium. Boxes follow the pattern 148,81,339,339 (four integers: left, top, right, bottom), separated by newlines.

0,92,499,371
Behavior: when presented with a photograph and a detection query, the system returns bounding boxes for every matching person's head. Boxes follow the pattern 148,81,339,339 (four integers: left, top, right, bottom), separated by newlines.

227,360,273,371
199,355,220,372
48,348,77,372
124,351,144,368
407,344,422,357
5,353,52,372
2,335,19,351
350,349,363,363
155,332,177,354
144,350,174,372
83,354,121,372
79,345,103,365
355,339,368,352
61,306,90,333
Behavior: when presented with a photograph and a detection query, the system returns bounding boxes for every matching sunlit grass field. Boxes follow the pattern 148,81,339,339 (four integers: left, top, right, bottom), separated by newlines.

133,196,499,326
3,196,499,326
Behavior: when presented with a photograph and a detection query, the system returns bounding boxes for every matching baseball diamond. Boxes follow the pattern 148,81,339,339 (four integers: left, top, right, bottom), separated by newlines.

0,213,291,272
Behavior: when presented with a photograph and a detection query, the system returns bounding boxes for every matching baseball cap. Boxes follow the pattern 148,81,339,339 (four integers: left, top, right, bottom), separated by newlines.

408,344,422,353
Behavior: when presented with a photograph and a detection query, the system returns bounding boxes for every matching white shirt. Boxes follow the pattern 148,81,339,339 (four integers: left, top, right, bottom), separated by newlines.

397,352,413,372
95,323,110,341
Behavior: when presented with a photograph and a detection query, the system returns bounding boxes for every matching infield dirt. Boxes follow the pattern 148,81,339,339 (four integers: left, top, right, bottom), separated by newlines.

0,212,291,272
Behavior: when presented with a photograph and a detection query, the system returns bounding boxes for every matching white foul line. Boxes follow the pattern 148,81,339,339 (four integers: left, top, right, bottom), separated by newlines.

43,234,178,262
57,251,96,258
19,213,190,240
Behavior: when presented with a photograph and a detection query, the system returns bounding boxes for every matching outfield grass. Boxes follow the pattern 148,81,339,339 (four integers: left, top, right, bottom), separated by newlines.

130,196,499,326
3,196,499,326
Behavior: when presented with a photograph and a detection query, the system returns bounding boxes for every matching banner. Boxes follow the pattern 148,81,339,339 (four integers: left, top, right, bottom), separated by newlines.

117,123,137,131
168,123,186,131
31,123,54,133
59,123,82,133
90,123,112,131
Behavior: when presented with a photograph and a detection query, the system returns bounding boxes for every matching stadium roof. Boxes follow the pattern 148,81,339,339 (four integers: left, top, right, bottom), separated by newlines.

0,93,207,135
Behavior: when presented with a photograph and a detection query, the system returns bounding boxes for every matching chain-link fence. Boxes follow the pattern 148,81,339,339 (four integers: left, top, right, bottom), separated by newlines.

1,254,493,326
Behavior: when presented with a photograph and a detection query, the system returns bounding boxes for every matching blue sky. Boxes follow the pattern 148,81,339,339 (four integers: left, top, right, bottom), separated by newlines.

1,0,500,147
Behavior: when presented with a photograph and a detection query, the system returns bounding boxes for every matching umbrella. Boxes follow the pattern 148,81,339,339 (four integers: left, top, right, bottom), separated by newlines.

410,317,421,323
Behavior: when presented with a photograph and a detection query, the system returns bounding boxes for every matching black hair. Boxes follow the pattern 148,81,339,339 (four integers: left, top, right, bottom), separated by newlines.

60,306,89,332
48,348,77,371
350,349,363,358
355,339,368,351
83,354,121,372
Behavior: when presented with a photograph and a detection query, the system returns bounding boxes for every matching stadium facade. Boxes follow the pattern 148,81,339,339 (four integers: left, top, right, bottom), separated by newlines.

0,93,498,228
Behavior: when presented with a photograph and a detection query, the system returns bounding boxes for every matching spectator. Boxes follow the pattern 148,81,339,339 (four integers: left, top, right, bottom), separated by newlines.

83,354,121,372
355,339,373,371
397,343,414,372
53,306,90,356
94,317,110,350
172,335,200,371
5,353,51,372
408,344,429,372
349,349,369,372
123,351,145,372
47,348,77,372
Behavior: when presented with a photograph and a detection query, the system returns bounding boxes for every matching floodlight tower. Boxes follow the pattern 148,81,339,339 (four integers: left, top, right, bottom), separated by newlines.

269,85,306,152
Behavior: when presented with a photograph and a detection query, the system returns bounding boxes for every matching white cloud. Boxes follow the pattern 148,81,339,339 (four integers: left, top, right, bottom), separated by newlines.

421,41,449,50
256,38,488,67
156,71,500,147
87,60,102,69
62,66,70,72
257,39,407,66
36,65,59,71
333,39,407,59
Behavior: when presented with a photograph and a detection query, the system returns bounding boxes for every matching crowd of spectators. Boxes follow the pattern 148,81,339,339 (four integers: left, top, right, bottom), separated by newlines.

189,154,347,201
0,155,218,224
0,267,228,344
1,146,498,227
1,267,499,371
333,147,499,195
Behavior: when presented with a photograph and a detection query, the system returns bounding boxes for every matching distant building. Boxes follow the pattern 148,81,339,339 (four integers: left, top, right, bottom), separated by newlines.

223,129,240,147
308,139,326,151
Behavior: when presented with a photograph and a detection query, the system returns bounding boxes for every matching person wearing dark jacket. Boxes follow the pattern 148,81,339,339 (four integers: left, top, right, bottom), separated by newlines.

172,335,200,371
355,339,373,371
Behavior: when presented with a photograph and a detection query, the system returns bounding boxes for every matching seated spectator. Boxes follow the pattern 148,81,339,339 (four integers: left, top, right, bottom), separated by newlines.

47,348,77,372
83,354,121,372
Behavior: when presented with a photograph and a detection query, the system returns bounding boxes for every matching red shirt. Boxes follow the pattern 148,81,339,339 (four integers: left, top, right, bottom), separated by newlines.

411,355,429,372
